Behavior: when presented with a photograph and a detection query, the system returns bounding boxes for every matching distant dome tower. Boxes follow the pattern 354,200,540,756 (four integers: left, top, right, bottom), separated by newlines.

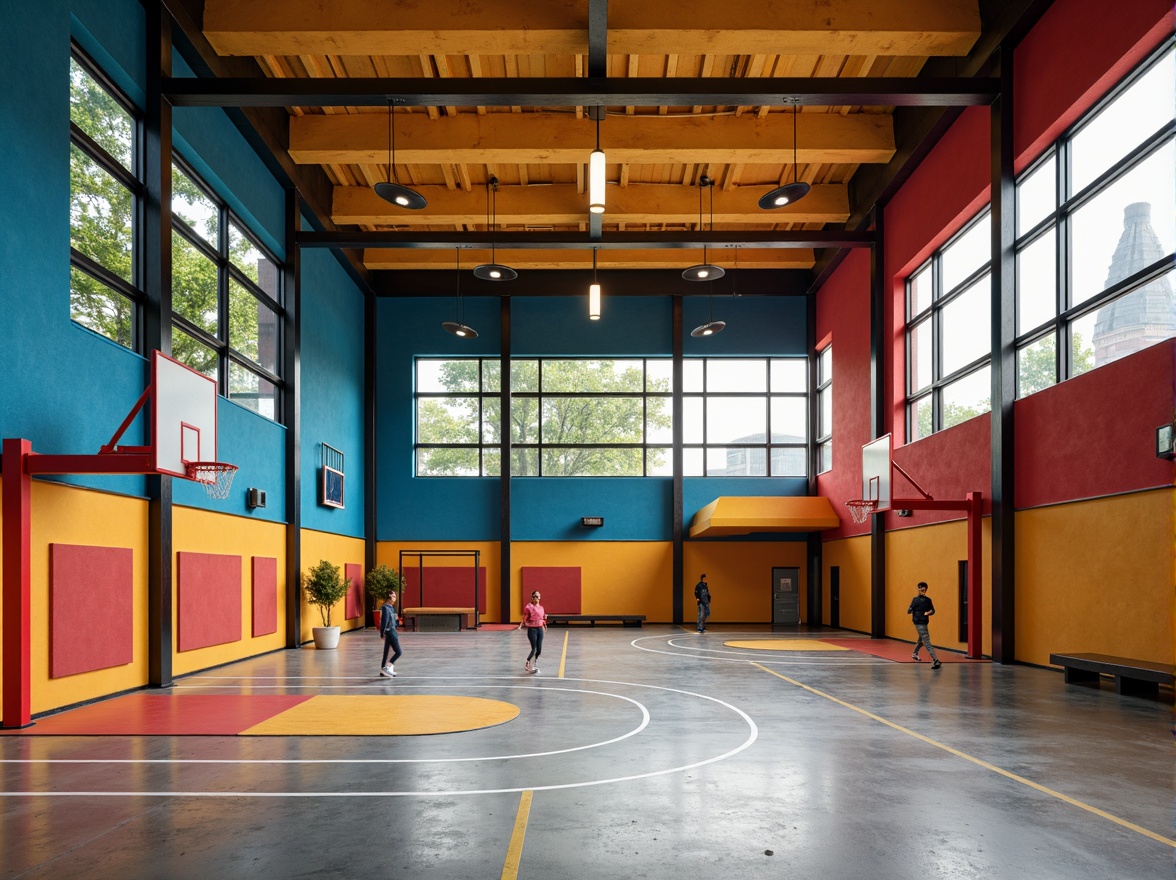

1092,202,1176,366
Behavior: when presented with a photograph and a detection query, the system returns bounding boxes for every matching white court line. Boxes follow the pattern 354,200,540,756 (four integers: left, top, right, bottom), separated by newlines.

0,679,758,798
631,634,883,664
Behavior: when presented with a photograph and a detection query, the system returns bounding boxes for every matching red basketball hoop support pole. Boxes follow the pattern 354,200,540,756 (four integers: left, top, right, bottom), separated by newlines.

1,438,158,728
890,462,983,659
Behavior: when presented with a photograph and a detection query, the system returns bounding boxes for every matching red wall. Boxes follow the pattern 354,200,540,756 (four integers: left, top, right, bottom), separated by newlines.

1016,339,1175,507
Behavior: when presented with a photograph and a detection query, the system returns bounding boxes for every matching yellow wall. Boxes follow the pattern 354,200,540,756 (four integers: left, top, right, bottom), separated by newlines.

683,541,808,623
378,541,502,621
300,529,367,643
821,535,872,633
19,482,151,715
172,507,288,676
512,542,673,621
885,519,992,656
1015,490,1172,667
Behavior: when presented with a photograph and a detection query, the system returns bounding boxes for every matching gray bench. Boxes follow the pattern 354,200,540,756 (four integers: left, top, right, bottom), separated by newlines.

1049,652,1173,696
547,614,646,628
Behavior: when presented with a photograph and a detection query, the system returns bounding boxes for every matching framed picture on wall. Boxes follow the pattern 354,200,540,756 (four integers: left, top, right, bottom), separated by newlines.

321,466,344,508
320,443,345,508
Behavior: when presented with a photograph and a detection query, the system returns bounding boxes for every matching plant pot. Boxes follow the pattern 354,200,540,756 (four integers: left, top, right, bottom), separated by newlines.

312,625,341,650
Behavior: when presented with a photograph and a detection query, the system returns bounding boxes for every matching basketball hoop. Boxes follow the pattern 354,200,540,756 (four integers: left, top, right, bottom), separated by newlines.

845,499,878,524
185,461,238,500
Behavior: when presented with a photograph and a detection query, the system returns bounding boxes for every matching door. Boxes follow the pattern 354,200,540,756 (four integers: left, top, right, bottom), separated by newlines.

830,566,840,629
772,567,801,625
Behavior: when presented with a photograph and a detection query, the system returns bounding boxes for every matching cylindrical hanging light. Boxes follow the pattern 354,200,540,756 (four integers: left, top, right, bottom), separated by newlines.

589,113,606,214
589,249,602,320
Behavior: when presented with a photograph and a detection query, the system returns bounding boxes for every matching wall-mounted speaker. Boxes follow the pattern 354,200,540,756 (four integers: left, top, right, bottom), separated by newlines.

246,488,266,509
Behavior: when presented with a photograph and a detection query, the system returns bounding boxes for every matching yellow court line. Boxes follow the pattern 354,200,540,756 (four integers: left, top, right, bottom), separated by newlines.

752,662,1176,848
558,631,569,678
501,789,533,879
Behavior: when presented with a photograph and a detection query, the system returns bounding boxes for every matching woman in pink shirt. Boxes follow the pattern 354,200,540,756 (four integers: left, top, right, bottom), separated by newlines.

517,590,547,674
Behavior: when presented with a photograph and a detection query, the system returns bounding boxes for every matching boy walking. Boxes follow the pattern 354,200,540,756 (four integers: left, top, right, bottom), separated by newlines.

907,581,941,669
378,590,402,677
694,574,711,633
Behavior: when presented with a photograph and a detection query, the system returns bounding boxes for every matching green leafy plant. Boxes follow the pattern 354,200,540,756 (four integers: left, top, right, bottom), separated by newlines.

303,559,350,627
365,564,404,605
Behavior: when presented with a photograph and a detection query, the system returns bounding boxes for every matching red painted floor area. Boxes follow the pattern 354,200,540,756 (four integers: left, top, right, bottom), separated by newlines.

820,638,989,663
2,693,311,736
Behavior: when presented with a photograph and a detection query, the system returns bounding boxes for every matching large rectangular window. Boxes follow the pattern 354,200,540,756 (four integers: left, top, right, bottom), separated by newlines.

415,357,807,477
69,47,143,349
1015,41,1175,397
171,161,283,420
906,211,993,439
816,346,832,474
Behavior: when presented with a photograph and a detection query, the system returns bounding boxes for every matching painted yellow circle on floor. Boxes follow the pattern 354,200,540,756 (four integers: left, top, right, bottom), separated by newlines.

241,695,520,736
724,639,848,651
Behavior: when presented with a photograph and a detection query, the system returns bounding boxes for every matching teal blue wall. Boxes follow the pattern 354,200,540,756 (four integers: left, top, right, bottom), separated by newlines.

0,0,364,530
375,293,808,542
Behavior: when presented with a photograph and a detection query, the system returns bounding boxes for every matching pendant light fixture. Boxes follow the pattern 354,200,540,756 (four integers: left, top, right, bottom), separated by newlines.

759,102,810,209
442,249,478,338
691,246,733,337
683,176,725,282
589,111,606,214
374,99,427,210
473,175,517,281
588,248,602,320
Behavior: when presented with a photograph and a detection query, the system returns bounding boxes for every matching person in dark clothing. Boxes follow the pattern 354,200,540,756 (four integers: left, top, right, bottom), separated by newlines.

694,574,711,633
378,590,402,677
908,581,941,669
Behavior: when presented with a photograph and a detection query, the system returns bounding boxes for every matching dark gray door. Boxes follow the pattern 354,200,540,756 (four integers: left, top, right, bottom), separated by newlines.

772,567,801,625
830,566,840,628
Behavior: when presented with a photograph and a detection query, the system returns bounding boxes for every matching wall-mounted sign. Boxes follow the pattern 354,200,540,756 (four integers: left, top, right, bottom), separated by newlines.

580,516,604,527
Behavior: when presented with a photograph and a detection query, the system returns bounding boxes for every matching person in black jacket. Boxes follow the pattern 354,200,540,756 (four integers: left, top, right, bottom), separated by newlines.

378,590,402,677
907,581,941,669
694,574,711,634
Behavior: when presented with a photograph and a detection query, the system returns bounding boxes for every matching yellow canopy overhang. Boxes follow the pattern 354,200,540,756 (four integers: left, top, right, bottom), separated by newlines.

689,496,841,538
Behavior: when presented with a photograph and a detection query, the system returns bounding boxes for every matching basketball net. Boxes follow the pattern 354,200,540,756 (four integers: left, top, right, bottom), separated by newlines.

845,499,877,524
185,461,239,500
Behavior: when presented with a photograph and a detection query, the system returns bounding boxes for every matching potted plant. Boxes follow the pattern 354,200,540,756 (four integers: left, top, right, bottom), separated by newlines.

303,559,350,650
365,564,405,628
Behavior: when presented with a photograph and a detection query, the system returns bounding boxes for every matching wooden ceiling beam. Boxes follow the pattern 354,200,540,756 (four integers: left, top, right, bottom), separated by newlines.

332,183,850,226
203,0,979,58
362,247,817,271
291,111,895,165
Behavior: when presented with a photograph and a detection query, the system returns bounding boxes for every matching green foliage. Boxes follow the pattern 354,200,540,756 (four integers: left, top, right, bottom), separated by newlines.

417,359,672,476
365,565,404,604
303,560,350,627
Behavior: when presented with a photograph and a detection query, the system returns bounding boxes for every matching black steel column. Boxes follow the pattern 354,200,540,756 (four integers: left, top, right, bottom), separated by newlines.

364,287,377,625
499,297,512,622
284,188,303,647
990,51,1017,663
806,293,823,625
144,2,174,688
869,206,887,639
672,296,684,625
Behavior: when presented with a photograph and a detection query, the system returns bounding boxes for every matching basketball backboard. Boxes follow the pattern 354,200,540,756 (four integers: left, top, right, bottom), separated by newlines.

861,434,892,511
152,351,218,477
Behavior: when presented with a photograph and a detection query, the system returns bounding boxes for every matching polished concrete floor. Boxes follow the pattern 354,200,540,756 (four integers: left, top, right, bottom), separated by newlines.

2,625,1172,879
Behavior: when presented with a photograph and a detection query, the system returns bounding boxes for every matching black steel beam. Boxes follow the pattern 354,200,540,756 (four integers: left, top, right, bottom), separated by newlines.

373,268,810,297
298,230,875,250
164,77,1000,109
587,0,607,79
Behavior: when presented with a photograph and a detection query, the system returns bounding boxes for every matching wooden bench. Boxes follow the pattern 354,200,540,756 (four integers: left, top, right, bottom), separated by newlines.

1049,652,1173,696
402,606,478,632
546,614,646,628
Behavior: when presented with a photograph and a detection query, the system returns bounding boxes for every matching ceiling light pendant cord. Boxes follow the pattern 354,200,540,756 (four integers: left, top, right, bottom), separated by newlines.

757,100,810,210
473,175,516,281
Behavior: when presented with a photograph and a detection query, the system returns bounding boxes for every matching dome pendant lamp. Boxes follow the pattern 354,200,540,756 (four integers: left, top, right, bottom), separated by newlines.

374,99,427,210
758,102,810,209
442,249,478,338
683,176,725,282
473,175,517,281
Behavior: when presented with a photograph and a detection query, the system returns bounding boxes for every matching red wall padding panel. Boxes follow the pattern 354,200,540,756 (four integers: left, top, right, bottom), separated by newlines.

251,556,278,637
403,567,486,612
50,544,133,678
178,552,242,652
521,567,581,614
345,563,364,620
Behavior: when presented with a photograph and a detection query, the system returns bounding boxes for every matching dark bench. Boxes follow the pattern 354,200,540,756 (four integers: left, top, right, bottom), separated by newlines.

1049,652,1173,696
547,614,646,628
